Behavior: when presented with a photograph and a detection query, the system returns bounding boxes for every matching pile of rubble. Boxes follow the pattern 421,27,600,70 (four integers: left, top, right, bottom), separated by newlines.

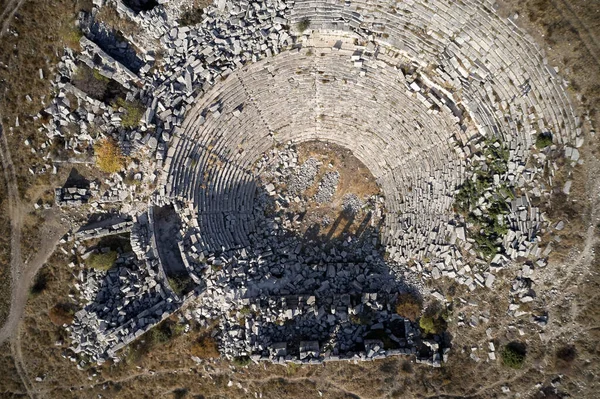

54,187,91,207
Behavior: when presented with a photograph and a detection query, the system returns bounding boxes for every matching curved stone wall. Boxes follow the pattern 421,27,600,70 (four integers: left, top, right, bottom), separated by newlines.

165,8,577,262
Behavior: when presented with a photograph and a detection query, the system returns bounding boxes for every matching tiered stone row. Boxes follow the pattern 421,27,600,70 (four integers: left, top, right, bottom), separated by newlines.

289,0,579,147
167,33,466,261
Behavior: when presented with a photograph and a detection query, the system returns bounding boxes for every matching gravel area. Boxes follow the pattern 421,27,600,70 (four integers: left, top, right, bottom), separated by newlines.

343,193,363,215
315,171,340,203
288,158,320,194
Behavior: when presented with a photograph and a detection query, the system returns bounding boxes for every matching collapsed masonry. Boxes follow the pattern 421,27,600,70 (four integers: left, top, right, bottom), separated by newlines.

37,0,582,368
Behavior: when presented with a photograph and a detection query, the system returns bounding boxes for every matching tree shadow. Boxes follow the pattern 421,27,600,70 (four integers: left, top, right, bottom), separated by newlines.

171,175,450,363
73,161,449,364
64,167,90,189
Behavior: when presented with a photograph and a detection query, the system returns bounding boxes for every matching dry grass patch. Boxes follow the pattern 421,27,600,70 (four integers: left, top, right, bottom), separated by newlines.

190,333,219,359
540,163,589,261
395,293,422,321
71,65,111,100
498,0,600,126
0,343,26,396
48,303,76,326
287,141,382,240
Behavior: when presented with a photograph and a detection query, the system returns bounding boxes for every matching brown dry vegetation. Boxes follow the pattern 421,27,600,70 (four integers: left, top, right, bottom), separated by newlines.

0,342,26,397
0,0,96,290
48,303,75,326
394,293,422,322
94,138,126,174
536,155,590,261
3,234,595,398
178,0,213,26
190,332,220,359
0,0,93,196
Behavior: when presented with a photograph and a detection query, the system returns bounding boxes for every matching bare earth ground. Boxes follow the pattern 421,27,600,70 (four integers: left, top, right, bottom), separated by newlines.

0,0,598,398
281,141,382,240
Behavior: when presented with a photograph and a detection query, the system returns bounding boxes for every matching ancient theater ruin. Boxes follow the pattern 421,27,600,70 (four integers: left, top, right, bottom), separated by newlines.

39,0,581,368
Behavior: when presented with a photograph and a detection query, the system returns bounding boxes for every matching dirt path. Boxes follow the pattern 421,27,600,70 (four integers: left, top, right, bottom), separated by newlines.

0,122,67,399
11,334,35,399
0,123,24,344
0,123,31,398
0,209,67,344
38,367,365,399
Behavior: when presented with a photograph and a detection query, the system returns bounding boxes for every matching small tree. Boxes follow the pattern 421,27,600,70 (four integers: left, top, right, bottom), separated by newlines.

501,342,526,369
115,98,145,128
87,250,118,271
94,138,125,173
297,18,310,32
535,132,553,149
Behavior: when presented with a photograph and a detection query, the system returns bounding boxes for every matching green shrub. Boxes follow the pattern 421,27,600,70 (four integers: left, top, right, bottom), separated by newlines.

148,326,170,344
501,342,526,369
170,323,186,337
418,303,449,335
454,138,511,259
419,315,436,335
233,356,252,367
87,250,118,271
115,98,145,128
239,306,252,316
168,275,192,296
297,18,310,32
535,133,553,149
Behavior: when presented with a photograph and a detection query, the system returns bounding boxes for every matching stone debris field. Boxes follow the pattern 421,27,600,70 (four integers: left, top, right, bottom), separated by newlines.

34,0,585,370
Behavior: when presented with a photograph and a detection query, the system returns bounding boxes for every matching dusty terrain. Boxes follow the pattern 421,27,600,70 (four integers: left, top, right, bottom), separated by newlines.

278,141,382,241
0,0,598,398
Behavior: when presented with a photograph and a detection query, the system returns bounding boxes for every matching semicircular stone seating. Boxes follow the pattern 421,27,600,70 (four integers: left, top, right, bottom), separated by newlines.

164,0,578,267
